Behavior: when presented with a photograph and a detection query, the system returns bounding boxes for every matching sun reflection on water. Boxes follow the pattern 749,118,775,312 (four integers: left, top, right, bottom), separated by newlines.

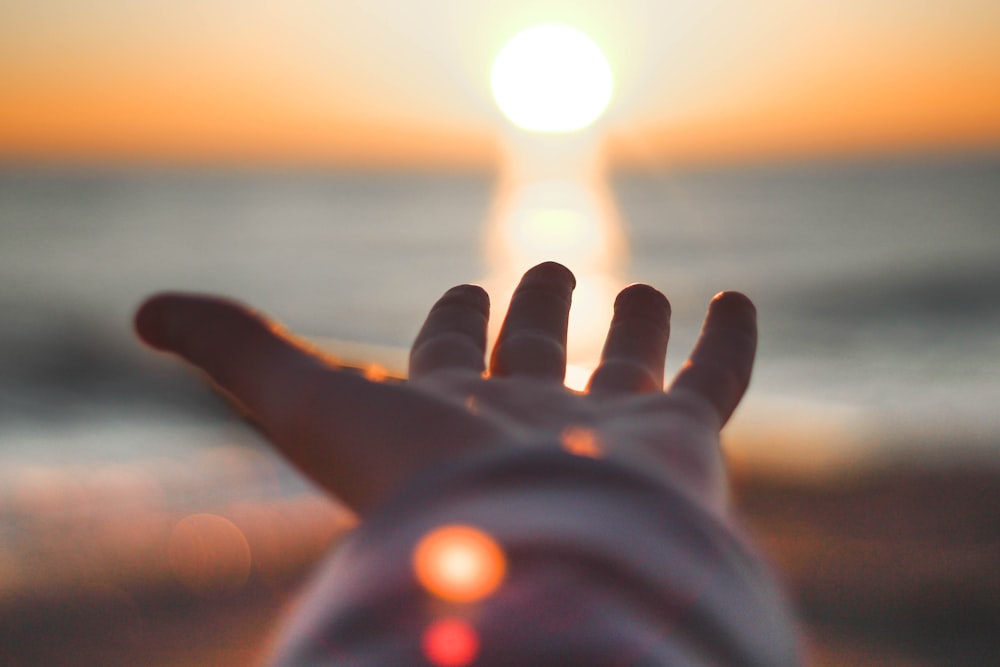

484,137,626,386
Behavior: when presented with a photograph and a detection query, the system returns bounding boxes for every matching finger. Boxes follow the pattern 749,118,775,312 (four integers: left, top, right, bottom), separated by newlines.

489,261,575,381
134,293,414,509
668,291,757,426
409,284,489,380
587,284,671,396
135,292,331,422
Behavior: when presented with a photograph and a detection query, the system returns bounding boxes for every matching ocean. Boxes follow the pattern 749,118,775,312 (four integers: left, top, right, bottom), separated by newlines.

1,153,999,476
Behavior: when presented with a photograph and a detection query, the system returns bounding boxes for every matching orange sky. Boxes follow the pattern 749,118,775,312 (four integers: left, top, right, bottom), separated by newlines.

2,0,999,168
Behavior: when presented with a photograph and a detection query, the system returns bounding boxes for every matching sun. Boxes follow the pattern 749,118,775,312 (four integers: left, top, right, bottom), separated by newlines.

491,25,613,133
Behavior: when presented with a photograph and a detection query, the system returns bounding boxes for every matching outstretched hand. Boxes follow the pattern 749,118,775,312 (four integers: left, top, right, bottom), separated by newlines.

135,262,756,514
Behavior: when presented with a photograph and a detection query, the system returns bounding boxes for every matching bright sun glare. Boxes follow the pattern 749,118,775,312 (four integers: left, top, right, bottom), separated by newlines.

491,25,613,133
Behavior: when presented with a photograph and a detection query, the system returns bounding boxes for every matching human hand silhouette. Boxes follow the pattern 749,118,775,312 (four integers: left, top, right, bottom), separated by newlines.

135,261,756,514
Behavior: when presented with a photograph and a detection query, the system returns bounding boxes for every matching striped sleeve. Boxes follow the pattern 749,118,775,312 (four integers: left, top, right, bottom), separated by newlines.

268,448,803,666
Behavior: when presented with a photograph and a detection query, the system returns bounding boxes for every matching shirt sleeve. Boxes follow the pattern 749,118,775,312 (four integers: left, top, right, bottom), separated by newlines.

267,447,803,666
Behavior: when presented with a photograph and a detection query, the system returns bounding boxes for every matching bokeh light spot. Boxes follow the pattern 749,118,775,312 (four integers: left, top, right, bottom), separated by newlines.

422,618,480,667
560,425,603,458
168,513,251,597
413,525,506,603
364,363,389,382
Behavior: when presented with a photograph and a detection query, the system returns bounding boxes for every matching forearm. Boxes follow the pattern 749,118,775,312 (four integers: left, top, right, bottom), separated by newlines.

268,447,802,666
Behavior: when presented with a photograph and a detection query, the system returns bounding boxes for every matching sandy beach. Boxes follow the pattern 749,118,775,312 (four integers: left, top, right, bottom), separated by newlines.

1,430,996,667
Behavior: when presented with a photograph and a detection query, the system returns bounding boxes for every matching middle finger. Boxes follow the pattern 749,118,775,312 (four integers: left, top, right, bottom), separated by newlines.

489,262,575,382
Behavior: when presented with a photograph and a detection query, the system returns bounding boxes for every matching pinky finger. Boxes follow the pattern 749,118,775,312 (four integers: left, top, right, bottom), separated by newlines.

668,291,757,426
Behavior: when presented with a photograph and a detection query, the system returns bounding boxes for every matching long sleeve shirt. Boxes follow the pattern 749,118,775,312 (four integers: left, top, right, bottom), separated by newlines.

268,447,802,666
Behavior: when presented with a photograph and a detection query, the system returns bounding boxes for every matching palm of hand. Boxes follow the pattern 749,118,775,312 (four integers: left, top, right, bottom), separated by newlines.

136,262,755,515
412,372,722,499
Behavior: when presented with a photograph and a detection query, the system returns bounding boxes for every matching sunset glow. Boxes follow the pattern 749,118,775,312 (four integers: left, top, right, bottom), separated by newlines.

1,3,998,164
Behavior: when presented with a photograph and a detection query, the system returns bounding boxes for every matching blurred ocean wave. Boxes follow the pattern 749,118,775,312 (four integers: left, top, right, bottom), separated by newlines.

1,153,998,469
